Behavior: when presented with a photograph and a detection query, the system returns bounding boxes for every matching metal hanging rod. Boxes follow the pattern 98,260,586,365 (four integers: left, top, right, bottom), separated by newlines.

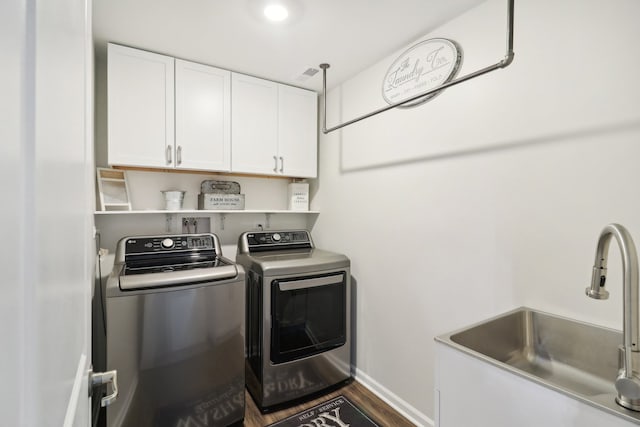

320,0,515,134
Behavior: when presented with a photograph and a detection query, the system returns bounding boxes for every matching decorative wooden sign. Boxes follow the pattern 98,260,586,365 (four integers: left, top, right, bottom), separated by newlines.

382,38,463,108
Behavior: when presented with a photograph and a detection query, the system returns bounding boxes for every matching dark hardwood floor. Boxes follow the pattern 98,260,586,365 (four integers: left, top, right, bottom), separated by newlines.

243,380,416,426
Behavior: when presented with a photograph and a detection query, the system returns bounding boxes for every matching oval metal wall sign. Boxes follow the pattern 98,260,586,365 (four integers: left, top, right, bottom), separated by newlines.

382,38,462,108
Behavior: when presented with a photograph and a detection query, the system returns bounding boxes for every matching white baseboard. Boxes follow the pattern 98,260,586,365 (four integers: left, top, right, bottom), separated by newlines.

354,368,434,427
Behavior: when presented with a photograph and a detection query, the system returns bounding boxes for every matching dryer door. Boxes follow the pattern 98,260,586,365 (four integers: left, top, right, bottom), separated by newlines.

270,272,347,364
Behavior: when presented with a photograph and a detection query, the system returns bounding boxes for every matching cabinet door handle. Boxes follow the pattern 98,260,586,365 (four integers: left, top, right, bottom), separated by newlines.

177,146,182,166
279,156,284,173
166,145,172,165
273,155,278,173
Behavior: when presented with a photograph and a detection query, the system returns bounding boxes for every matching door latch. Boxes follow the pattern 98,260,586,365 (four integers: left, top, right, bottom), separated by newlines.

88,368,118,407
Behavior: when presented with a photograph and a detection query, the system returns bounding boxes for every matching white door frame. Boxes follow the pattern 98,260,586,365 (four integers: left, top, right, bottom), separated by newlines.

1,0,95,425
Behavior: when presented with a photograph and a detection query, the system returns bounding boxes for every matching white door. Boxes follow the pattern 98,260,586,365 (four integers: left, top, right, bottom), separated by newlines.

278,84,318,178
231,72,279,175
1,0,94,425
175,59,231,171
108,44,175,168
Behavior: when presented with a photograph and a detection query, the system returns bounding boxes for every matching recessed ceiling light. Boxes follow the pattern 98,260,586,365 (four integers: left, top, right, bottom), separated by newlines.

264,3,289,22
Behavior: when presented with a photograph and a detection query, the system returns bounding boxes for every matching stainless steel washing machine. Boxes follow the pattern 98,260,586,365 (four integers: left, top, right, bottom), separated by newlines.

104,233,245,427
236,230,351,411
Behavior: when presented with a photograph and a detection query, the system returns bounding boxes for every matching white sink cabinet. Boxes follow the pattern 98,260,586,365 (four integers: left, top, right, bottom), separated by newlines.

435,342,636,427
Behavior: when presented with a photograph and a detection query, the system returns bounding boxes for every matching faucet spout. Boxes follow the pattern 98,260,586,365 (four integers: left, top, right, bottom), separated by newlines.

586,223,640,410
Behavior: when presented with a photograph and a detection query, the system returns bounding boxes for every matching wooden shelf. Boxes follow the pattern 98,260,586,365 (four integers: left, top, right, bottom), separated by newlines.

95,209,319,215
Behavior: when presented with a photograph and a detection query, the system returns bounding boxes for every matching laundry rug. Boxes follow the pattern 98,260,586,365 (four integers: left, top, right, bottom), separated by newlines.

266,395,380,427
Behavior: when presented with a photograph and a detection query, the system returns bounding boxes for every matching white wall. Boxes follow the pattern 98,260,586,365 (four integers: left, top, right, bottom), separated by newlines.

313,0,640,424
95,209,314,256
0,1,27,424
92,168,317,254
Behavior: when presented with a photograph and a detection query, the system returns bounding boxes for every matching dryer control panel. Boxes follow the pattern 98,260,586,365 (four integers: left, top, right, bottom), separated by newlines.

242,230,313,252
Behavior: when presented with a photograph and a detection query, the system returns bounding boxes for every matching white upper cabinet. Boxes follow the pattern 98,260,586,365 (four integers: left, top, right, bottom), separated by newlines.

232,73,318,178
108,44,231,172
278,84,318,178
108,44,316,177
175,59,231,171
231,73,279,175
108,44,174,168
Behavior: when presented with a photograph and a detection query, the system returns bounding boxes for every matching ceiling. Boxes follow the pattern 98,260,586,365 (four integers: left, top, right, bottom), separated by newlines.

92,0,485,92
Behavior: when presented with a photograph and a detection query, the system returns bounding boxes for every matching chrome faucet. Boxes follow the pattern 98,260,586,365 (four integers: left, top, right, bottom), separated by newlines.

586,223,640,411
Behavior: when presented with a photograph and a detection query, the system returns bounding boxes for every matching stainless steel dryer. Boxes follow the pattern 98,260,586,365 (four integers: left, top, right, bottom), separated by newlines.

236,230,351,411
104,233,245,427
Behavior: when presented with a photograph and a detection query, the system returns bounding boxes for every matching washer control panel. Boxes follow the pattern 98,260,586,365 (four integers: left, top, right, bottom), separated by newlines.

125,234,215,254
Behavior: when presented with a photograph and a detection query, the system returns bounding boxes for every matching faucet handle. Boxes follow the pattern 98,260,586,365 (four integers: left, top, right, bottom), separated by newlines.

586,267,610,299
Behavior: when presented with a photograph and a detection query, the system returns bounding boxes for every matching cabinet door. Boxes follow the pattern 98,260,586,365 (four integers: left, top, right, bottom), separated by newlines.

175,59,231,171
278,84,318,178
108,44,174,168
231,73,278,175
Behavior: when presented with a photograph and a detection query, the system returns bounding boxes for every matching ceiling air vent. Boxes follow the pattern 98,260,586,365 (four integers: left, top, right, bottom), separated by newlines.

293,67,319,82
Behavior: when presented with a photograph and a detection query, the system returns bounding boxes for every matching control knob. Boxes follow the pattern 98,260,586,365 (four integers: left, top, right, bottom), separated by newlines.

272,233,281,242
161,238,174,249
